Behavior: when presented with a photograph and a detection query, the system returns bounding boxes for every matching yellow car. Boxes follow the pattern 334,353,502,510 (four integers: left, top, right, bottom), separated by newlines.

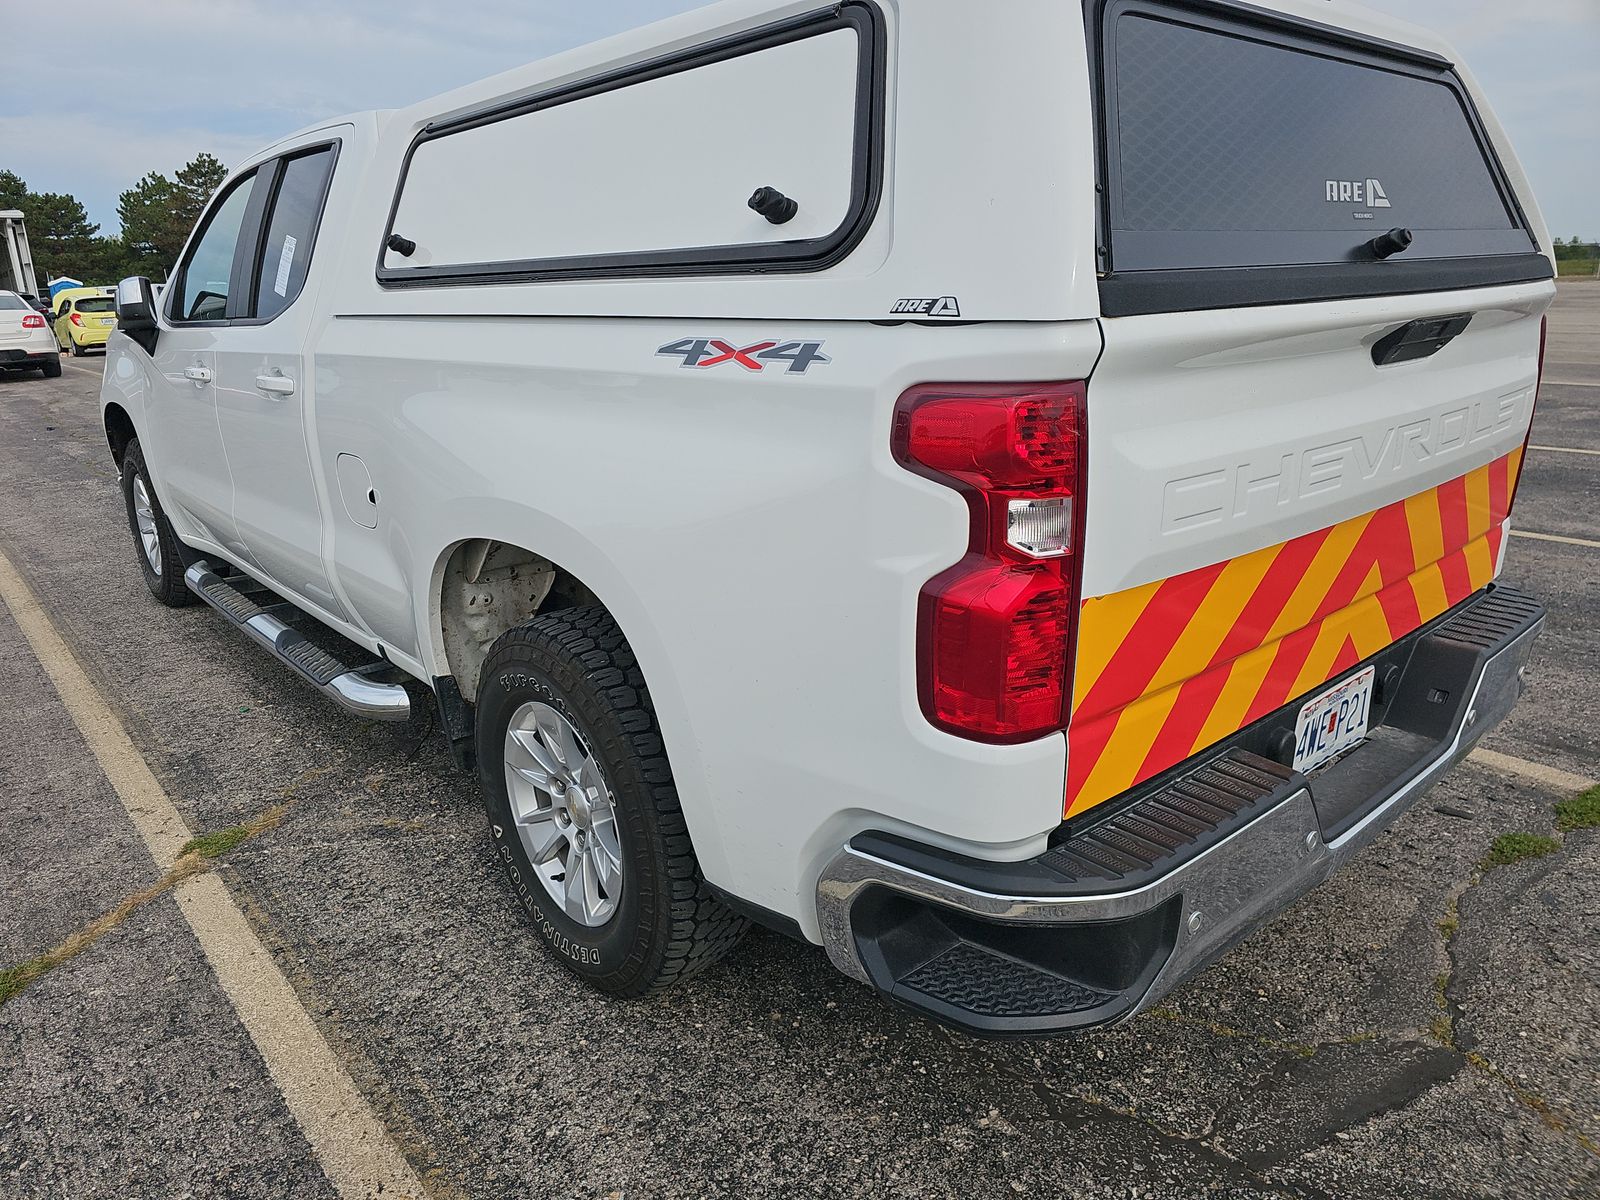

52,290,118,356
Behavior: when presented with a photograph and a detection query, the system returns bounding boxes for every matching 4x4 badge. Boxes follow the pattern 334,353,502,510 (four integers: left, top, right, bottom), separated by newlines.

656,338,830,374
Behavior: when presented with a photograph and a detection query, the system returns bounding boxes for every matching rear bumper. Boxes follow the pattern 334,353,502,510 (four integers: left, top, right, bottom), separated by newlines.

815,585,1545,1037
0,346,57,367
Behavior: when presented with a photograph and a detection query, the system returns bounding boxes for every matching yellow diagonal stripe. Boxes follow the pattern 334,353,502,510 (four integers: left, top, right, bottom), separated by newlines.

1465,463,1493,541
1265,512,1372,642
1405,488,1445,569
1073,578,1162,713
1146,542,1282,696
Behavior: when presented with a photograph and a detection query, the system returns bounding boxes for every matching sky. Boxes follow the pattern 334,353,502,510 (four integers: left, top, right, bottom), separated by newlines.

1,0,1595,240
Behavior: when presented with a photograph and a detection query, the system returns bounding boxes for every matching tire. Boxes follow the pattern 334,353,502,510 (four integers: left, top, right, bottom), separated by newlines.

121,439,193,607
40,357,61,379
70,337,85,358
475,607,745,996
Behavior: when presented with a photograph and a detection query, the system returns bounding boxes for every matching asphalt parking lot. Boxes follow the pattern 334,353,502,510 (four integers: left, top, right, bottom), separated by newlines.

1,285,1597,1200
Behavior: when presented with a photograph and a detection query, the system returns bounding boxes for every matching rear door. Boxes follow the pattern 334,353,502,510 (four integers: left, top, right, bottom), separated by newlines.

1068,1,1555,817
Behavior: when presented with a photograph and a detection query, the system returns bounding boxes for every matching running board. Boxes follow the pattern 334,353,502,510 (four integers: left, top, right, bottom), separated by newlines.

184,562,411,723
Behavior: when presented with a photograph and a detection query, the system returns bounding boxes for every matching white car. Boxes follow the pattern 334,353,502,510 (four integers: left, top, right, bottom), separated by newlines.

100,0,1554,1035
0,290,63,378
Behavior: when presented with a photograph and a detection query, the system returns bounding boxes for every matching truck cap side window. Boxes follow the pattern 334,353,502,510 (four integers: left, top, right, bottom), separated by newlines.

378,1,885,285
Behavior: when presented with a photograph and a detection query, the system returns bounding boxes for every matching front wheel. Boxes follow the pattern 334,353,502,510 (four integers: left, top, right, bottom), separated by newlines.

475,607,745,996
121,439,193,607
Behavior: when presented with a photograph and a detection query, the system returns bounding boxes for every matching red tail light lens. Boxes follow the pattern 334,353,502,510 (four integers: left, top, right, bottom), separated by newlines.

21,313,44,329
894,382,1087,742
69,312,84,327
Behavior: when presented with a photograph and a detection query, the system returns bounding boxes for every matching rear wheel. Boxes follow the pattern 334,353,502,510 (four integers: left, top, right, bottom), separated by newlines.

40,357,61,378
475,607,745,996
70,337,85,358
121,439,193,607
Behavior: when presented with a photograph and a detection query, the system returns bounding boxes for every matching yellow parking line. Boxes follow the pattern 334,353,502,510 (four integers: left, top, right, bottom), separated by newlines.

1509,529,1600,549
1468,748,1596,794
0,545,427,1200
1527,444,1600,457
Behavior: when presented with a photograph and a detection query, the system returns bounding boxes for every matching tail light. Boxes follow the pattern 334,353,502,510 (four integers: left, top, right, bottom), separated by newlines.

893,381,1087,742
21,313,44,329
1509,314,1546,515
69,312,84,327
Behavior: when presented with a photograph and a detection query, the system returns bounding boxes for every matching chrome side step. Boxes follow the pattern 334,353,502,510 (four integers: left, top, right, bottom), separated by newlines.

184,561,411,722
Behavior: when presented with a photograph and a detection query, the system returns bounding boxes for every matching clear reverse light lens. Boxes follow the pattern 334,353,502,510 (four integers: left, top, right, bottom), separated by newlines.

1006,497,1072,558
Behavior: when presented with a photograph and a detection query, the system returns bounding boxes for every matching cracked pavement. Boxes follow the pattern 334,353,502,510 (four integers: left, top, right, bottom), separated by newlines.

1,283,1598,1199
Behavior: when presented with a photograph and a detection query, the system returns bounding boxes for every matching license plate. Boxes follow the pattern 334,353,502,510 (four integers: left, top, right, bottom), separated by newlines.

1292,666,1375,774
98,318,116,326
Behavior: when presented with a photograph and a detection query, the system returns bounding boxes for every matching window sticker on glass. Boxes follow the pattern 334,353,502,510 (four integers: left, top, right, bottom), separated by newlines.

273,235,298,297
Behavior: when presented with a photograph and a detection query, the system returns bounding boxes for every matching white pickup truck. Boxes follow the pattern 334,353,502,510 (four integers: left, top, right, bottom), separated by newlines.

102,0,1554,1035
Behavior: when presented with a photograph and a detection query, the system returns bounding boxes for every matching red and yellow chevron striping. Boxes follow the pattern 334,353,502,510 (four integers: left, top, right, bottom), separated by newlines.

1064,449,1522,817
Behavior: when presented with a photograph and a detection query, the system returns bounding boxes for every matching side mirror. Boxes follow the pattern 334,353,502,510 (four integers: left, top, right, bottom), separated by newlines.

115,276,159,351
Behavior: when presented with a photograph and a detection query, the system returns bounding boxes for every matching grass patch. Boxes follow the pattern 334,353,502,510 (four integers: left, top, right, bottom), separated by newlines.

0,960,51,1006
178,802,290,861
1480,832,1560,871
1555,786,1600,833
180,825,252,859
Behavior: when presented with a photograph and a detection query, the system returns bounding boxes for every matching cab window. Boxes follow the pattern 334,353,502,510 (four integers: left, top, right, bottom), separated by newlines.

252,146,336,321
171,171,259,323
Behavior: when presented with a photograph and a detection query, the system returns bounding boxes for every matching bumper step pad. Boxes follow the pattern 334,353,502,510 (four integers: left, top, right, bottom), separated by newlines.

898,942,1116,1020
184,562,410,722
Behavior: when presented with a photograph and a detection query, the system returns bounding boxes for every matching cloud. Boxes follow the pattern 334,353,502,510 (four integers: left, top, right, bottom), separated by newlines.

0,0,703,231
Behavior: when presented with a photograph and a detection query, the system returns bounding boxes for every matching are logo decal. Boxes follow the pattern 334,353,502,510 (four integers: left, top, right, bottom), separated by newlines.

1324,177,1391,210
657,337,830,374
890,295,961,318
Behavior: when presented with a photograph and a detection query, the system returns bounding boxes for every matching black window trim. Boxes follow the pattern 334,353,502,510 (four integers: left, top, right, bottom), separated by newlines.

166,138,342,328
375,0,886,289
1085,0,1552,316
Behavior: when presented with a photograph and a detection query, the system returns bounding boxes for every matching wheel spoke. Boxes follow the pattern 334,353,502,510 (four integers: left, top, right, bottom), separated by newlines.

506,728,560,789
528,822,567,867
536,707,582,768
591,840,622,896
562,850,595,922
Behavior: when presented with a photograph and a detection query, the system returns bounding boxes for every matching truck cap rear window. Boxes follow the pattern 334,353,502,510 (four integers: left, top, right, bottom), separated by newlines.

1093,0,1549,312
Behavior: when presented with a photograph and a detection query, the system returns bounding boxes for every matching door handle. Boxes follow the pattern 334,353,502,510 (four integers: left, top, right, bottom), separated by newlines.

183,365,213,384
255,373,296,396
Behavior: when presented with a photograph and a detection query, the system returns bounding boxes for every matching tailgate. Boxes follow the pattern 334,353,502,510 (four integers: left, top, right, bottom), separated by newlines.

1066,1,1555,817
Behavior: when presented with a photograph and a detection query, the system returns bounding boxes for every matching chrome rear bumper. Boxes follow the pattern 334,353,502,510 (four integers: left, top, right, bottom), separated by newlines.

815,586,1544,1037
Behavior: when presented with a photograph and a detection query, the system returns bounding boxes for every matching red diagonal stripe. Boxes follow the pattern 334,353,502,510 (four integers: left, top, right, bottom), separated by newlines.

1244,621,1321,724
1487,453,1511,526
1072,561,1229,721
1206,525,1334,671
1135,661,1231,783
1436,476,1473,600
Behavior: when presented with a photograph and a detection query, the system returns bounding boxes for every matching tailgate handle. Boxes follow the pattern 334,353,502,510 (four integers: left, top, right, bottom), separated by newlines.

1371,313,1473,366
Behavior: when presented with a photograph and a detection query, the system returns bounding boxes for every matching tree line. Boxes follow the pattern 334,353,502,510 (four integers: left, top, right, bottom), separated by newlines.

1553,236,1599,261
1,153,229,287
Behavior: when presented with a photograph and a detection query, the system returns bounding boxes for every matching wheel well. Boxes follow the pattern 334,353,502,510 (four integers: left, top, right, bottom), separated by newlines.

104,403,137,469
437,540,606,704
